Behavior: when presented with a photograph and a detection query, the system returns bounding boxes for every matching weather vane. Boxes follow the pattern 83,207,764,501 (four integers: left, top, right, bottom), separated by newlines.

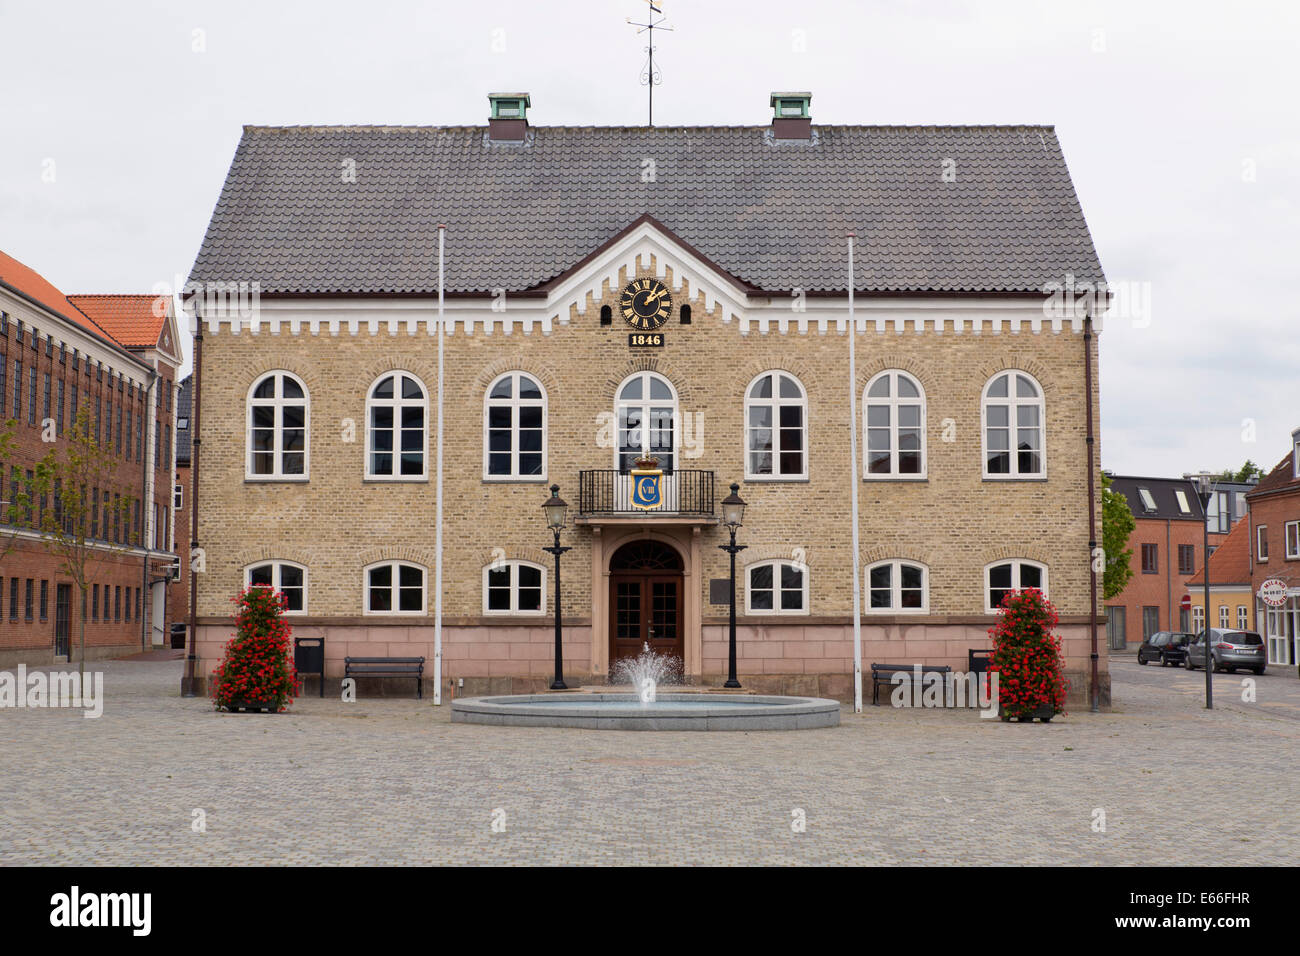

626,1,673,126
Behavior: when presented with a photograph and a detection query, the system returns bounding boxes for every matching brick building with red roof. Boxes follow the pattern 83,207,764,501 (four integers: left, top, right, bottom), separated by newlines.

1246,438,1300,670
0,250,184,666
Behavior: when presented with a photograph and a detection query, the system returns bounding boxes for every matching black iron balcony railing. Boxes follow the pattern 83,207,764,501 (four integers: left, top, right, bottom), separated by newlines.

578,470,715,516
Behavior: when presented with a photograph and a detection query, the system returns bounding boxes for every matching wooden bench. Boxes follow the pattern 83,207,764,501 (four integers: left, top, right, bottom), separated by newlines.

870,662,953,705
344,657,425,699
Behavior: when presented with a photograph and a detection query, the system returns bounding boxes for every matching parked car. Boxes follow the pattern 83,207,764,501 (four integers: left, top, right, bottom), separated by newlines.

1137,631,1195,667
1184,629,1267,675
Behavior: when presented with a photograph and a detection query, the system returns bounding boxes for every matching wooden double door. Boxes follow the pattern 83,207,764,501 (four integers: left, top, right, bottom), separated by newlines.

608,540,684,667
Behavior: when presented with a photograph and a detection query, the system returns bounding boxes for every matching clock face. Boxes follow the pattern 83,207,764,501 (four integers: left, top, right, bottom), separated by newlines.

619,278,672,330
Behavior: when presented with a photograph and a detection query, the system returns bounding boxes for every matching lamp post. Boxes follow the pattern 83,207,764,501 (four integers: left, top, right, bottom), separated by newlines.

1187,471,1218,709
541,484,571,690
718,482,747,689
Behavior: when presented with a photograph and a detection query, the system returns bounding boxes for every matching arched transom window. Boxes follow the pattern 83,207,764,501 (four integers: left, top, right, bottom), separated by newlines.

865,559,928,613
985,559,1048,613
745,372,807,479
367,372,427,479
247,372,308,479
864,370,925,478
244,561,307,615
485,372,546,479
616,372,677,473
982,371,1045,478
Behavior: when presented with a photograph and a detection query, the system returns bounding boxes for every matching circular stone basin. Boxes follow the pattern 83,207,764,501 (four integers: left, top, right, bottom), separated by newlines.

450,693,841,731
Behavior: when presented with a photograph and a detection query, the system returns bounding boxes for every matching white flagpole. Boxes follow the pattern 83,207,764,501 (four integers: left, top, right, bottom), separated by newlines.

434,224,446,705
847,234,864,713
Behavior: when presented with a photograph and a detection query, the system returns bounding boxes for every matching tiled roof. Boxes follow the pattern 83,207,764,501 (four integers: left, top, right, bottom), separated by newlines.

1247,452,1298,498
176,375,192,467
1109,476,1204,521
1187,518,1250,587
189,124,1106,295
0,249,116,341
67,294,169,348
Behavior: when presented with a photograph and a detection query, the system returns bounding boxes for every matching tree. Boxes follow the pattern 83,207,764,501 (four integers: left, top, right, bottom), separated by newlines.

1220,460,1265,483
1101,472,1135,600
33,401,134,682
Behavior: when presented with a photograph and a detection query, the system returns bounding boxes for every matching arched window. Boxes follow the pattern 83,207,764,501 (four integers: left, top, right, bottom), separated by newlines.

864,370,925,478
244,561,307,614
483,560,546,615
616,371,677,473
484,372,546,479
366,372,428,479
364,560,426,615
865,559,928,613
247,372,308,479
984,559,1048,613
982,371,1045,478
746,560,809,614
745,371,807,479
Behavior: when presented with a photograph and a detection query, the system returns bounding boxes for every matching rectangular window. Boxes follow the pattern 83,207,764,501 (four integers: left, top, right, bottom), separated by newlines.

0,357,5,415
1285,520,1300,559
70,383,78,423
1258,525,1268,561
174,483,183,510
1174,489,1191,514
24,579,34,620
14,359,22,419
114,586,121,622
92,583,99,621
136,415,143,462
28,366,36,425
8,577,16,619
40,580,48,621
1142,606,1160,639
1219,605,1230,628
42,372,51,422
1178,544,1195,575
1237,605,1248,629
95,396,102,443
1138,487,1157,512
56,379,64,432
1191,605,1204,632
117,403,123,456
1141,543,1158,573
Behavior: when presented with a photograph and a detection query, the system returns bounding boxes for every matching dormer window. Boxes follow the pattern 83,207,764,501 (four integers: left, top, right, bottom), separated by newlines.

1174,489,1191,514
771,93,810,118
492,98,525,118
1138,487,1157,512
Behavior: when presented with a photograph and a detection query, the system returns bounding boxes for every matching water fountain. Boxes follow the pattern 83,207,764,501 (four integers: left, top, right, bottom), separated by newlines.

451,642,840,731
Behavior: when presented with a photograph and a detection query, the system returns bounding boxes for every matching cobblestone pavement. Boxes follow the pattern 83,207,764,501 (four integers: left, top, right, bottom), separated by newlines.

1,657,1296,865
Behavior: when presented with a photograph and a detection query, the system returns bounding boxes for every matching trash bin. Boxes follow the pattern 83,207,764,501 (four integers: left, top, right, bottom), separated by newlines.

294,637,325,697
170,622,188,650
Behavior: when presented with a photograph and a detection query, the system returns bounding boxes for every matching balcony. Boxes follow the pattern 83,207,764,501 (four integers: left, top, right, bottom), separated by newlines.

577,469,716,520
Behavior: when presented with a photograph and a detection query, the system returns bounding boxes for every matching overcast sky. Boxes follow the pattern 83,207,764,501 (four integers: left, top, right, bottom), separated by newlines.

2,0,1296,477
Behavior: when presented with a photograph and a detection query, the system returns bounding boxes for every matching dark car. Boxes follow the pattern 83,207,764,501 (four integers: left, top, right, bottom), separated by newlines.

1137,631,1195,667
1184,628,1267,675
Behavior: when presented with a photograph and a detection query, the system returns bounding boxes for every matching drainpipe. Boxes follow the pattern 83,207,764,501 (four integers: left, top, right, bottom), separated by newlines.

182,316,202,697
1084,311,1100,713
1165,518,1172,631
139,366,158,652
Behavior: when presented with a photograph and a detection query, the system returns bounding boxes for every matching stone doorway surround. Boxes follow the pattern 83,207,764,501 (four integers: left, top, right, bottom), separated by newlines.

585,522,705,680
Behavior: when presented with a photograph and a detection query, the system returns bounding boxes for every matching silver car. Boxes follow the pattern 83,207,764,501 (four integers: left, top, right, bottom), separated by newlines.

1184,628,1267,675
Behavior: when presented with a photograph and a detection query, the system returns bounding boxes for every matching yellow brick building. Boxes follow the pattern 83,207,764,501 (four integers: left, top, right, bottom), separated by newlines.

184,93,1110,705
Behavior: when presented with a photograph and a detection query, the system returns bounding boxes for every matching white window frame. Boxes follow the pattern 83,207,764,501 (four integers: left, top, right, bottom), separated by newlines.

1219,604,1230,629
363,560,427,616
983,559,1049,613
744,560,810,615
1191,605,1205,633
980,371,1046,479
744,371,809,480
1288,521,1300,560
1138,487,1157,512
483,371,548,481
245,371,309,481
365,371,429,481
482,560,547,616
862,370,927,480
1257,524,1268,562
614,371,678,472
173,483,183,510
1237,605,1248,630
863,559,930,614
243,560,308,616
1174,489,1191,514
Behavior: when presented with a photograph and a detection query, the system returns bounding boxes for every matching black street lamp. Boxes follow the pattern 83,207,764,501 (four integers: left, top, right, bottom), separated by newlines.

541,484,571,690
1188,471,1217,710
718,482,747,689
